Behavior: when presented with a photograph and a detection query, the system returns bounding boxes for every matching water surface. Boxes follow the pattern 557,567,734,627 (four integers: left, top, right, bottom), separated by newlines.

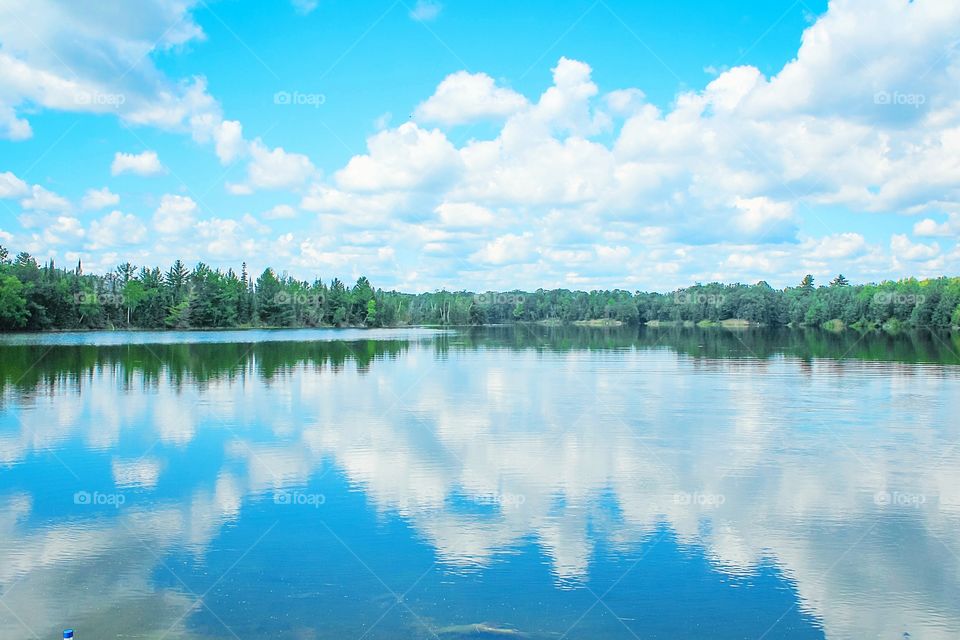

1,326,959,639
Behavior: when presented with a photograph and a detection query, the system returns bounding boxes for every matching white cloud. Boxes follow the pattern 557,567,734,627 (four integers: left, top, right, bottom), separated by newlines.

891,234,940,261
263,204,297,220
111,151,164,176
153,194,197,235
81,187,120,211
5,0,960,290
470,232,536,265
335,123,461,192
0,0,212,140
213,120,246,164
238,141,316,191
0,171,28,198
732,197,794,235
226,183,254,196
416,72,528,125
913,213,960,238
299,184,409,222
196,218,257,256
604,88,646,116
42,215,84,244
807,233,868,260
436,202,496,228
409,0,442,21
20,185,70,212
88,211,147,249
0,2,258,183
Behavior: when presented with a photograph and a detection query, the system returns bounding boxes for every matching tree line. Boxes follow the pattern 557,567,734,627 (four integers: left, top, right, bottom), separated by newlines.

0,245,958,331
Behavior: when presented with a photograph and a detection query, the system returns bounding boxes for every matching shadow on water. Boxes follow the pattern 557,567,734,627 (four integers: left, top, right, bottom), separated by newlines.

2,326,957,398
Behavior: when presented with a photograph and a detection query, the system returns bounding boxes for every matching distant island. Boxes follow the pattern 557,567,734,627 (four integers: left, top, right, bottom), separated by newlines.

1,245,957,332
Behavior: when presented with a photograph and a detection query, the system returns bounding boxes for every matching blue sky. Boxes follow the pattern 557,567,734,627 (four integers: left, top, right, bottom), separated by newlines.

1,0,958,291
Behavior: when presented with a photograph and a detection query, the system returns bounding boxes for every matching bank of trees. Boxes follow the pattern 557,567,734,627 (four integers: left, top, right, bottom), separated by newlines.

0,245,957,331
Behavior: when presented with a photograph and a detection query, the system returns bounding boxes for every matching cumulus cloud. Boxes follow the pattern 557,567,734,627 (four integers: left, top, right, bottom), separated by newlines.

42,215,84,244
81,187,120,211
196,218,257,256
213,120,246,164
335,123,461,192
299,184,410,223
436,202,496,228
88,211,147,249
112,151,164,176
807,233,868,260
279,0,960,287
263,204,298,220
153,194,197,236
416,72,528,125
732,197,795,236
471,232,537,265
5,0,960,290
0,1,259,183
891,234,940,261
233,141,316,191
914,213,960,238
0,0,213,140
21,185,70,212
0,171,28,198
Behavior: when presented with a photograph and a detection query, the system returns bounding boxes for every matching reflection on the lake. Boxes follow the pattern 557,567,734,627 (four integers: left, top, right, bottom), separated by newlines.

1,326,959,639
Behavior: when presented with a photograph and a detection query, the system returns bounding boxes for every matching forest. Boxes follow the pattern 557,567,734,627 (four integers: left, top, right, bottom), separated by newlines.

1,244,958,332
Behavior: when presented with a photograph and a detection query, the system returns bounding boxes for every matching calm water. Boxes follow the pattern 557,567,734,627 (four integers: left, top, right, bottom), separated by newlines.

1,326,959,639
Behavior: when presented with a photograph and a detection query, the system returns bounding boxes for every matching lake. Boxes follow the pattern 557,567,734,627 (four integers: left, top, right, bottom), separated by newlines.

1,326,959,639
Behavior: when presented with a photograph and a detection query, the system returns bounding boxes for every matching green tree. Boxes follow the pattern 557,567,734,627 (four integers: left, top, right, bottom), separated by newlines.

122,279,147,326
165,260,190,304
0,275,29,329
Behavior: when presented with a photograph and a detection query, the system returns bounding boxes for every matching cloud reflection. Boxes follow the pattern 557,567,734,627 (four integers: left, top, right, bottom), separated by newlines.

1,333,959,638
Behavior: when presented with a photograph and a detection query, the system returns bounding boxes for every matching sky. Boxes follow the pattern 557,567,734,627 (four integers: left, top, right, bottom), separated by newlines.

1,0,959,292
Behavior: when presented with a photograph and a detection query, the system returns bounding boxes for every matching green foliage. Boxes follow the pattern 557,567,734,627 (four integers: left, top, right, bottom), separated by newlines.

0,274,29,329
0,242,957,332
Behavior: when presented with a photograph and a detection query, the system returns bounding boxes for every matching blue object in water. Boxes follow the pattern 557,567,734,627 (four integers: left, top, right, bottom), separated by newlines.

63,630,74,639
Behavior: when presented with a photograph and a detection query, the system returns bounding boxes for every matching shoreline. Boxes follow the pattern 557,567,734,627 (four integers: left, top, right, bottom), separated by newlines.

1,320,956,337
